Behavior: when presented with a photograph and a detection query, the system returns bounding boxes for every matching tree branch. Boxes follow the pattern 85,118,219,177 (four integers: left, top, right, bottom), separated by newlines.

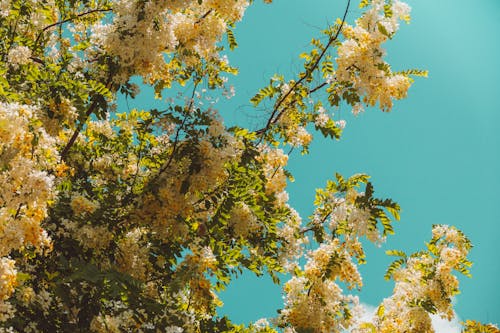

34,8,112,47
309,81,328,94
60,100,98,160
60,75,113,160
159,82,200,174
256,0,351,137
196,9,213,24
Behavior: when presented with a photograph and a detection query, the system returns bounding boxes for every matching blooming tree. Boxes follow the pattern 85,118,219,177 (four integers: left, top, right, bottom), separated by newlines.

0,0,497,332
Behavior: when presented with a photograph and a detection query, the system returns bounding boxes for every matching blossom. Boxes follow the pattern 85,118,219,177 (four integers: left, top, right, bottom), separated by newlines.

90,0,250,84
315,106,330,127
7,46,31,66
0,0,9,17
229,202,260,237
70,194,99,215
0,102,59,300
335,0,414,113
0,258,16,303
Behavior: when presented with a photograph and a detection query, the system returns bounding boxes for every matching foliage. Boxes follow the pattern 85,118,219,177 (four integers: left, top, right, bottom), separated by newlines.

0,0,496,332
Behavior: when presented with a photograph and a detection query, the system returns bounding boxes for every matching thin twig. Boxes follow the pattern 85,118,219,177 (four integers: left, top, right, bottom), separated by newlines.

34,8,112,47
60,75,113,160
256,0,351,137
60,100,98,160
309,81,328,94
196,9,213,24
159,82,199,174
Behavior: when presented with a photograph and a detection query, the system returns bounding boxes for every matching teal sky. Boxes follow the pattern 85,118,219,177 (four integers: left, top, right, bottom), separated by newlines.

121,0,500,329
215,0,500,327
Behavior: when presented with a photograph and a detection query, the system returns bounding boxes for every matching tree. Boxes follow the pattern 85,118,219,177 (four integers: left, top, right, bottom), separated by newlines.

0,0,497,332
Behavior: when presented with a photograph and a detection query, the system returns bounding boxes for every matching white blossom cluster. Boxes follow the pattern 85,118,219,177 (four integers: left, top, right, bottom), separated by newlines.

0,102,61,305
354,225,473,333
277,208,307,273
336,0,413,112
0,103,62,324
279,180,393,332
135,111,243,244
90,0,250,83
328,195,383,244
281,272,360,332
7,46,32,68
229,202,260,237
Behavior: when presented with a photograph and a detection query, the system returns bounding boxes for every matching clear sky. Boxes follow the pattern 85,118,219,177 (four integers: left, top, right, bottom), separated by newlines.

213,0,500,328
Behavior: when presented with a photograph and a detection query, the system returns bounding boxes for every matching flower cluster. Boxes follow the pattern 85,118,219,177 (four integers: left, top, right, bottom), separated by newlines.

135,112,242,244
7,46,32,68
0,259,16,305
257,147,289,200
336,0,414,112
229,202,260,237
355,225,473,333
91,0,250,83
0,102,60,304
280,273,360,333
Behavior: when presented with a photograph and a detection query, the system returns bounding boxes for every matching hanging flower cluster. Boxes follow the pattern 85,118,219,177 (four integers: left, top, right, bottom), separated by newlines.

90,0,250,84
278,174,400,333
336,0,416,113
0,102,61,317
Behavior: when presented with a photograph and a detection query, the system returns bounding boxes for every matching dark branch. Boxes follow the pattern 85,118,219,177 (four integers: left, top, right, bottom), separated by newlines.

309,81,328,94
256,0,351,137
60,75,113,160
60,100,98,160
35,8,112,47
196,9,213,24
159,82,200,174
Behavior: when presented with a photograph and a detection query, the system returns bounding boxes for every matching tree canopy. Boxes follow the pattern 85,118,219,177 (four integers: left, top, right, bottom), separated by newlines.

0,0,498,332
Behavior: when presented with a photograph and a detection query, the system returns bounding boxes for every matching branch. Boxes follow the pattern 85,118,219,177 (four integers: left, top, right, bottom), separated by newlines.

300,211,332,235
256,0,351,137
60,100,98,160
34,8,112,47
60,75,113,160
309,81,328,94
196,9,213,24
159,82,200,174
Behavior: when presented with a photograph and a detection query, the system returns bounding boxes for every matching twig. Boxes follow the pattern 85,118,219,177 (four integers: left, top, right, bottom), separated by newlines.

60,75,113,160
34,8,112,47
60,100,98,160
196,9,213,24
159,82,199,174
256,0,351,137
309,81,328,94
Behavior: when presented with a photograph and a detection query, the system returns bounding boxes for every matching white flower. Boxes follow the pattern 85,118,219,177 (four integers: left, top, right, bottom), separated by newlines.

254,318,270,329
315,106,330,127
165,326,183,333
352,103,364,116
335,120,346,129
7,46,31,66
0,0,9,17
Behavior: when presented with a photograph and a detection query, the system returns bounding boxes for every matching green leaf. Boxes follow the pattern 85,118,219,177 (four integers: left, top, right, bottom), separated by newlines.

378,22,390,38
250,85,279,106
395,69,429,77
226,28,238,50
384,258,406,280
359,0,371,8
386,249,407,258
384,4,393,18
376,304,385,318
